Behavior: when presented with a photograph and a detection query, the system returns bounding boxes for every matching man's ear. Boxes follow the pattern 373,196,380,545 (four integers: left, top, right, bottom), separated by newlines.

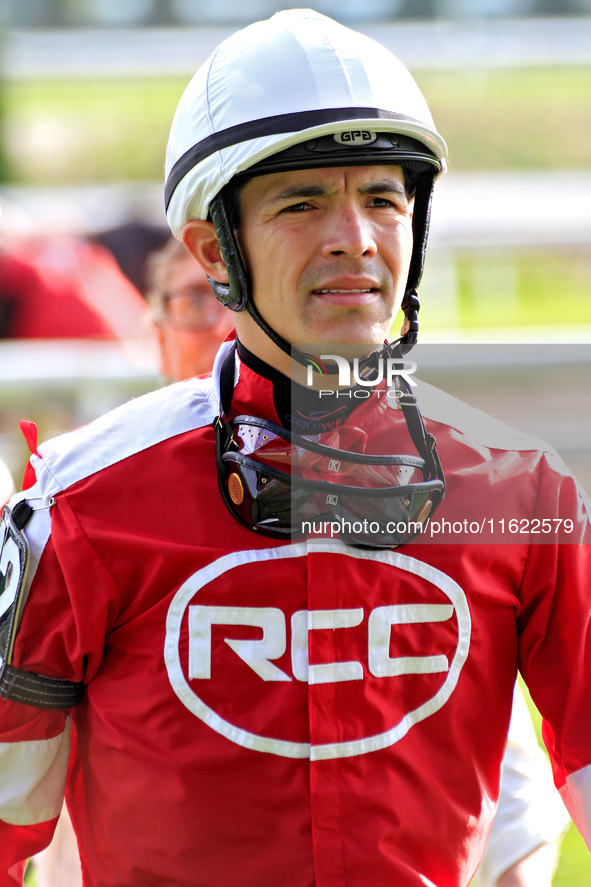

183,220,229,284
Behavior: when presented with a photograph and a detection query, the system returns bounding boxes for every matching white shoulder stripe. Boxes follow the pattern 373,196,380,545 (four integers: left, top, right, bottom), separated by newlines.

34,376,218,495
0,718,71,826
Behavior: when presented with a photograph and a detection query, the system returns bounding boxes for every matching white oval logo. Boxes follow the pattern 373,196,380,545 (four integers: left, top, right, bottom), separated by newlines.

334,130,377,146
164,540,470,760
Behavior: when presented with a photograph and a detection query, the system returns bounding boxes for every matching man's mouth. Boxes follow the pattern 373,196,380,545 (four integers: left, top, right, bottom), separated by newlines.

314,288,376,294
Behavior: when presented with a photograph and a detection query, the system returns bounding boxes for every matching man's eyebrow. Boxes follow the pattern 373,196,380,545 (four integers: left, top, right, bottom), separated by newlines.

359,181,407,198
267,184,332,204
266,180,408,205
268,181,406,203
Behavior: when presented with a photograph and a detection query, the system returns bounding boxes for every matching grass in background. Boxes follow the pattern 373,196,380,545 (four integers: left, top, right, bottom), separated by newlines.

2,66,591,183
418,245,591,332
555,825,591,887
3,75,188,182
415,66,591,171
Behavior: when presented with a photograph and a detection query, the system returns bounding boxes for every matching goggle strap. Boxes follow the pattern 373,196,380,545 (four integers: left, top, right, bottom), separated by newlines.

208,195,250,312
405,174,435,301
397,385,431,467
397,386,445,497
427,432,446,503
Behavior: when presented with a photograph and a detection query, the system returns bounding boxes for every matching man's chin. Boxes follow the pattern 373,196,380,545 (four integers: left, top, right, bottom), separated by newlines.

292,340,388,366
296,324,392,351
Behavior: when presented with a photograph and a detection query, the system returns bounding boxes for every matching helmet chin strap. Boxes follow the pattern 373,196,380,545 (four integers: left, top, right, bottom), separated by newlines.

207,171,434,372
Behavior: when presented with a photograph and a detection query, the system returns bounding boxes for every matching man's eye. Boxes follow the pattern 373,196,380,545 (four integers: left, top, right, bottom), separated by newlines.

369,197,395,208
283,202,311,213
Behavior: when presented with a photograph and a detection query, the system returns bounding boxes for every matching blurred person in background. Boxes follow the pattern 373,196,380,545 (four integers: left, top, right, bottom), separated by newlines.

145,236,235,381
93,221,170,297
476,686,569,887
0,237,147,341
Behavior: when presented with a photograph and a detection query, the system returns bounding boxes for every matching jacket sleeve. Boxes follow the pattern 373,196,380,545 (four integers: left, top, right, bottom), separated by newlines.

0,710,71,885
0,478,69,884
0,460,118,884
516,451,591,851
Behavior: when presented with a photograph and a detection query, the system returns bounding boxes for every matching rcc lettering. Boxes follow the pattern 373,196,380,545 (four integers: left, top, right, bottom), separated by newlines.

188,604,453,684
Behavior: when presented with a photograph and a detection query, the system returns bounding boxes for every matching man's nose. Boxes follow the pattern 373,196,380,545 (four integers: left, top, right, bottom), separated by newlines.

321,206,377,259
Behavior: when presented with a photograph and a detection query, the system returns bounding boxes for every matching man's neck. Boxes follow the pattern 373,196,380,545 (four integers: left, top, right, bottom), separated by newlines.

233,313,312,387
234,313,386,392
236,339,364,433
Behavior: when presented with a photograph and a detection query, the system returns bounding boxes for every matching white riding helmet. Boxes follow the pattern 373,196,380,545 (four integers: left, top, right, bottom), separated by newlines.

165,9,448,357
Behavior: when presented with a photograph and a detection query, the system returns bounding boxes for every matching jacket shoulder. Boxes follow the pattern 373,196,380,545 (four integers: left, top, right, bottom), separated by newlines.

414,380,552,454
32,376,217,495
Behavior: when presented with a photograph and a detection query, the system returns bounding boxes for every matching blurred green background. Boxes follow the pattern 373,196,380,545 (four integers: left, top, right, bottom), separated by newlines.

2,66,590,334
4,66,590,182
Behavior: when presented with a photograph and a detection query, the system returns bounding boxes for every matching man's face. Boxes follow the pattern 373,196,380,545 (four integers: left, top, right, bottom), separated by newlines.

235,164,413,351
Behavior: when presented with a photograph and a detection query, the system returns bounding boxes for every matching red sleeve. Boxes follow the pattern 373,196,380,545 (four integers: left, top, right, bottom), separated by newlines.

0,485,120,879
0,820,58,886
516,453,591,845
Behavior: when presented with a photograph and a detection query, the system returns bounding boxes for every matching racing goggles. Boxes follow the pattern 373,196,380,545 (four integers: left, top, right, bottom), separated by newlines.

216,414,445,549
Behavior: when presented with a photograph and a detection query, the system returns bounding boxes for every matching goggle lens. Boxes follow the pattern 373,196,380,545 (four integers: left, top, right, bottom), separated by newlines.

221,420,443,547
